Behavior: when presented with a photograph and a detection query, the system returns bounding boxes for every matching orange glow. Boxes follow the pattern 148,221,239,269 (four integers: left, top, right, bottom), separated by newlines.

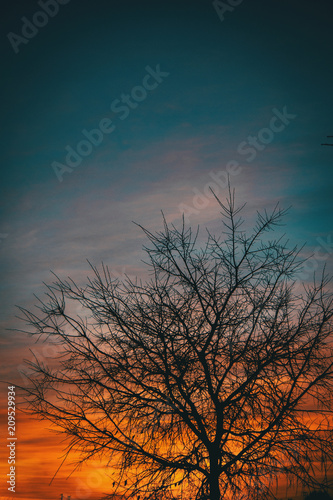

0,409,115,500
1,405,332,500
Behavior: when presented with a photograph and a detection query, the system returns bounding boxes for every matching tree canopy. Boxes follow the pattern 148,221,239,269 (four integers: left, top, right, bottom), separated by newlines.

19,190,333,500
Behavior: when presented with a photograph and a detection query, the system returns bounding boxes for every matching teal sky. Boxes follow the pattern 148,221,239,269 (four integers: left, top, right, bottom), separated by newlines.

1,0,333,380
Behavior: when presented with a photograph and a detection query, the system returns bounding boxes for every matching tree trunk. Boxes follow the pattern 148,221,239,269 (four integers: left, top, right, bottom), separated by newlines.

209,452,221,500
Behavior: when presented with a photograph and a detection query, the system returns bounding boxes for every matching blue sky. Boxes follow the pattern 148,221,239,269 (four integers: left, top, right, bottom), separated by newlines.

0,1,333,496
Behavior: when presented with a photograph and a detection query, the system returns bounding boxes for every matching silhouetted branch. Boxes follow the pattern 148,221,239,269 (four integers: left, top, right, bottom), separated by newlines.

17,190,333,500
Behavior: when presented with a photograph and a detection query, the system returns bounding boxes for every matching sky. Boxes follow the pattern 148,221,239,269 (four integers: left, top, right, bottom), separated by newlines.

0,0,333,499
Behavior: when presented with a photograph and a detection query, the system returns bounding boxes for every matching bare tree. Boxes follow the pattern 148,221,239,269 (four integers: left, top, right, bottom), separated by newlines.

18,189,333,500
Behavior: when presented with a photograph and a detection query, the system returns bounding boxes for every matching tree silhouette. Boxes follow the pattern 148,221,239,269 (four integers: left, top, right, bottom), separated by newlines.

18,189,333,500
304,491,332,500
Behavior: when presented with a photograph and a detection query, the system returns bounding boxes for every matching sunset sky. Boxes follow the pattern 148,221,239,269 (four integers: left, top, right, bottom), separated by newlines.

1,0,333,499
